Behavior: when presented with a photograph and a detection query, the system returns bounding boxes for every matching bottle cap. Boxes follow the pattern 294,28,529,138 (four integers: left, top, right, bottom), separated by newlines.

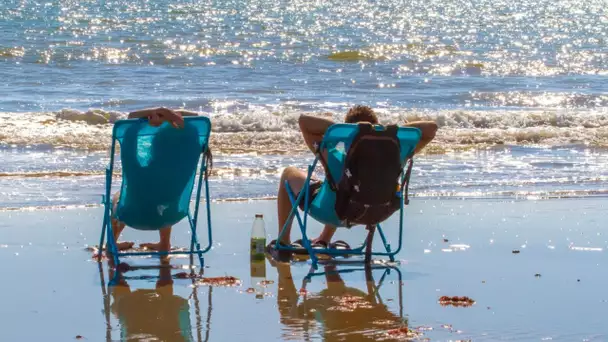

255,214,263,218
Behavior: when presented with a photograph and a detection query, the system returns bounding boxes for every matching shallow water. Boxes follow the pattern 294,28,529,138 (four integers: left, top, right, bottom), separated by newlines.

2,144,608,209
1,0,606,112
1,0,608,151
1,199,607,341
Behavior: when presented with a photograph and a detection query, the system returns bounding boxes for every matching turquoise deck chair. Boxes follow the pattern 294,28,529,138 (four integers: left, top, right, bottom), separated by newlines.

275,123,421,269
99,116,213,267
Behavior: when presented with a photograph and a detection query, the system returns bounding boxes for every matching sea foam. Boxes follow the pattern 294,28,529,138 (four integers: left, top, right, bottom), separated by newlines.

2,108,608,152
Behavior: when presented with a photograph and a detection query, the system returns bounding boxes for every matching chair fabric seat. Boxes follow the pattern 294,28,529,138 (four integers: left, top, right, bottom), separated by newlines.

114,120,206,230
99,115,213,267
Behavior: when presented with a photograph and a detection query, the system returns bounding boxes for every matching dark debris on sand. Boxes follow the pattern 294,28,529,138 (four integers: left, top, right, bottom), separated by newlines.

385,327,422,340
174,272,241,286
438,296,475,307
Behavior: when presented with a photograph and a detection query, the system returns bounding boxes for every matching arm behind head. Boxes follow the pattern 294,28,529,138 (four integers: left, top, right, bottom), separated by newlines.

403,121,438,155
298,114,335,153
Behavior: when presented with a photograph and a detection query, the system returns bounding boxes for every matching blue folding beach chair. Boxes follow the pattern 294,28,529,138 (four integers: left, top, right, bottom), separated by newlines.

275,123,421,269
99,116,213,267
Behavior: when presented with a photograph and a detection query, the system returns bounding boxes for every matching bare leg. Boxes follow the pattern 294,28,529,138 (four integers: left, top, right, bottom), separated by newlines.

140,226,172,252
277,167,308,245
315,225,337,244
278,167,340,245
111,192,134,251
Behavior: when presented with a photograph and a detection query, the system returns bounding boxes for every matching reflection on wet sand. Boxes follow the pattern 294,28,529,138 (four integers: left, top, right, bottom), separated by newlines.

98,258,211,342
274,260,410,341
97,255,408,341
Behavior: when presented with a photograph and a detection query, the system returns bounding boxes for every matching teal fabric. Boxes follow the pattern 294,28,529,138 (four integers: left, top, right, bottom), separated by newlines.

307,124,421,227
113,117,211,230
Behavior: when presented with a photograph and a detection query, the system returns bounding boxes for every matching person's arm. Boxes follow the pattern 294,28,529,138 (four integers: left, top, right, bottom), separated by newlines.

298,114,335,153
403,121,438,155
127,107,184,128
127,107,166,119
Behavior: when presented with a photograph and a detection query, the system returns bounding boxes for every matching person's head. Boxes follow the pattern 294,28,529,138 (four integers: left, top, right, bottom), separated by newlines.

344,105,378,124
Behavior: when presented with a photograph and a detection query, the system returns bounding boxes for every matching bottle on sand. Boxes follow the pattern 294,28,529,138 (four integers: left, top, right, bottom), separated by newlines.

250,214,266,299
250,214,266,260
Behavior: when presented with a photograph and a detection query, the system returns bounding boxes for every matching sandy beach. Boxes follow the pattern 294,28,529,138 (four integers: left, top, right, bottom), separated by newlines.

1,198,606,341
2,0,608,340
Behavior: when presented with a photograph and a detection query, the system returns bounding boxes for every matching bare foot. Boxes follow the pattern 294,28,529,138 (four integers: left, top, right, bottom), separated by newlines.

105,242,134,262
116,242,134,251
140,242,171,252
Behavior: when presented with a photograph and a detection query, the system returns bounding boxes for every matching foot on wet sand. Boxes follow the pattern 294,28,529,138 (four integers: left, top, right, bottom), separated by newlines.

116,241,134,251
140,242,171,252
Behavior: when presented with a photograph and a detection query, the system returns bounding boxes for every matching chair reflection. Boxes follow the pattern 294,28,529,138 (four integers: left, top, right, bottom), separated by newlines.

98,257,212,342
275,260,408,342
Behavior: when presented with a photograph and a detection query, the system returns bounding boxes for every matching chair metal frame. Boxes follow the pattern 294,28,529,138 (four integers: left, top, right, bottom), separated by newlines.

98,117,213,267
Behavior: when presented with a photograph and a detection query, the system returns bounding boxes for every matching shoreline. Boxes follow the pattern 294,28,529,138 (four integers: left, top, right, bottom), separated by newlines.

3,194,608,213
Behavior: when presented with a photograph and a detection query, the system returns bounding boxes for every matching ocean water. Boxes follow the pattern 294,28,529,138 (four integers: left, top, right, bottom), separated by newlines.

1,0,608,208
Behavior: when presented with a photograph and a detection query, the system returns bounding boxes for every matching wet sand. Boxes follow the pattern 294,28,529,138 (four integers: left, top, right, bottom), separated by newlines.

0,198,607,341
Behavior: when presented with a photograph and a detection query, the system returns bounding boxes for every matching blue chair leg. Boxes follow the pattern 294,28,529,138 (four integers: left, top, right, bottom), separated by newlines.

285,181,319,269
387,197,406,261
202,177,213,254
98,203,108,262
187,213,205,268
376,223,395,261
186,161,212,268
104,213,120,267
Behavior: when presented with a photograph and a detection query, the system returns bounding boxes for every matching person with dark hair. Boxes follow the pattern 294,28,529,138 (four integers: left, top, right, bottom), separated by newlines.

272,105,438,254
344,105,380,124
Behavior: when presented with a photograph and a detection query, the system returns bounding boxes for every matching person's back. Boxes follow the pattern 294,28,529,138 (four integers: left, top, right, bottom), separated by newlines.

117,121,201,229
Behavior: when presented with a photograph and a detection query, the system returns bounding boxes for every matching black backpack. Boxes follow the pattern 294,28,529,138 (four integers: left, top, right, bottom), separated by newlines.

322,123,412,227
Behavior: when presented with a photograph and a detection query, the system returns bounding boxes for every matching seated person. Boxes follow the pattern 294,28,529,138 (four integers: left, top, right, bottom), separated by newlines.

273,105,438,252
111,107,201,253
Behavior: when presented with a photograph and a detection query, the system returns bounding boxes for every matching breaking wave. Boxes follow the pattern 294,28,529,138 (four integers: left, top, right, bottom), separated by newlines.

2,107,608,153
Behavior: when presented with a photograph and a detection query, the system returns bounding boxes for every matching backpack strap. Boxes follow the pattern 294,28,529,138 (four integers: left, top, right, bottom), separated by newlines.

383,124,398,137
